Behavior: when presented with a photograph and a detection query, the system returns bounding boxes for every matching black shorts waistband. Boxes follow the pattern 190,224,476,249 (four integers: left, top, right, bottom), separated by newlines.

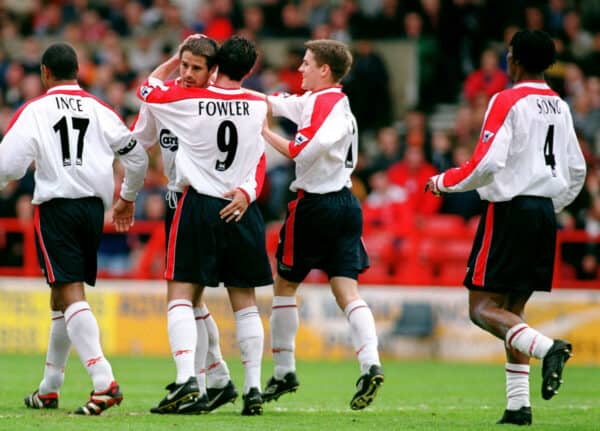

297,188,348,198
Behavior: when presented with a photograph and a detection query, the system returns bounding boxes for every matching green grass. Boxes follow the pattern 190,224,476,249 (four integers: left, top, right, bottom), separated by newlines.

0,355,599,430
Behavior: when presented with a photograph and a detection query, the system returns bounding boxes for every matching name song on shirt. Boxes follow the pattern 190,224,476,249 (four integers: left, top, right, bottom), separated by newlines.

537,98,561,115
198,100,250,116
55,96,83,112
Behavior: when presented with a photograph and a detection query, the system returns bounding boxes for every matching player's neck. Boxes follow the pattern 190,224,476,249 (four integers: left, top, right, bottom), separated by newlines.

46,79,79,90
213,75,242,89
514,71,544,83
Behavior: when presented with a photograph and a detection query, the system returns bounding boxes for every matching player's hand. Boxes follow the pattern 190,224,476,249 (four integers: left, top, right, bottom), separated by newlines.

112,198,135,232
220,188,249,223
424,175,442,196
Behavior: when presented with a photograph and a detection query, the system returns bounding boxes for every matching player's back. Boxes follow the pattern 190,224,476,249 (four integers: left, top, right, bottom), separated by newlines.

478,82,579,201
3,84,132,207
141,84,267,200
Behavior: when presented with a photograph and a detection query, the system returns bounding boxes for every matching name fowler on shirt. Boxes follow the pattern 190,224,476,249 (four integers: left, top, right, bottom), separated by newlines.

198,100,251,116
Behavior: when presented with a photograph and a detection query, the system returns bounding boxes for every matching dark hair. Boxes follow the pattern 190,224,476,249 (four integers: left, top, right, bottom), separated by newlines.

179,36,219,69
216,36,257,81
510,30,556,74
304,39,353,82
41,42,79,80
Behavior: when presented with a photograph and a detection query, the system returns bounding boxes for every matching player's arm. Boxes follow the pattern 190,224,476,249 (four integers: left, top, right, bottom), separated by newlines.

0,108,36,189
262,121,292,158
552,110,587,213
426,94,511,195
130,104,158,150
104,110,149,231
267,92,306,124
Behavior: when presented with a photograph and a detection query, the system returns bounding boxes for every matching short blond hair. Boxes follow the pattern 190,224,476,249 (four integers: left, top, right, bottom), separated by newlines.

304,39,353,83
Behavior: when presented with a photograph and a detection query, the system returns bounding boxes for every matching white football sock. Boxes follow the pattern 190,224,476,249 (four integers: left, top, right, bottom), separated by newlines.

506,323,553,359
193,307,209,393
270,296,298,379
505,363,531,410
235,306,263,394
39,311,71,395
167,299,196,384
64,301,114,392
201,304,231,388
344,299,380,374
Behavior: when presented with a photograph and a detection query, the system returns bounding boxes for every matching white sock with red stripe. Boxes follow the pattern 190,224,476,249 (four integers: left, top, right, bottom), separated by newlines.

167,299,196,385
505,323,553,359
344,299,380,374
64,301,114,392
270,296,298,379
201,304,231,389
505,363,531,410
193,307,209,393
235,306,263,394
39,310,71,395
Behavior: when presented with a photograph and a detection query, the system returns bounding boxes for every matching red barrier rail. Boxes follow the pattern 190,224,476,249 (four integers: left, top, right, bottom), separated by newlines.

1,217,598,287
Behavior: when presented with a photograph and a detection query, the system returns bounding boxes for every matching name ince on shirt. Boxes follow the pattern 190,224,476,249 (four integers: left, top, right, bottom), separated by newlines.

55,96,84,112
536,98,561,115
198,100,250,116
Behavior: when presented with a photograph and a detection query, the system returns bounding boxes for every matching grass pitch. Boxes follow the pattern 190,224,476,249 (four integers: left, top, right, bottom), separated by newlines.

0,354,598,430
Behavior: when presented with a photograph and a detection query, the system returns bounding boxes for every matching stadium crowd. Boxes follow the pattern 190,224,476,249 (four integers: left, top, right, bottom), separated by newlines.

0,0,599,280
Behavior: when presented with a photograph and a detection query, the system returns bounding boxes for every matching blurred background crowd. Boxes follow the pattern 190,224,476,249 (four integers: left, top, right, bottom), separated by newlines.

0,0,598,281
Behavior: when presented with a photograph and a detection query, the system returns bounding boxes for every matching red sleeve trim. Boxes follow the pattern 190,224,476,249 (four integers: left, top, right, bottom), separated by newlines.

442,86,557,188
289,92,344,158
254,153,267,198
237,187,251,203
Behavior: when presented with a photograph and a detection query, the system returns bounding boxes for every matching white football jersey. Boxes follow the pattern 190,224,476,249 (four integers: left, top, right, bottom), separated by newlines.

0,84,148,208
268,86,358,194
137,81,268,202
437,81,586,212
131,78,179,191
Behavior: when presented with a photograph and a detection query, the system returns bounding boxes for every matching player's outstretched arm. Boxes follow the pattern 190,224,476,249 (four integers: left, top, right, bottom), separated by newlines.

262,119,291,158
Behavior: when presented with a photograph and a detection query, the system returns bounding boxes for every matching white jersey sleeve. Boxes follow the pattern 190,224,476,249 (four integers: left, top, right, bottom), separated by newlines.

268,92,308,125
0,106,38,189
551,108,586,212
437,82,586,210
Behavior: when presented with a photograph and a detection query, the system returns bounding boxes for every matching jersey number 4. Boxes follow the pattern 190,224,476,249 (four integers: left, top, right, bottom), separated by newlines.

53,116,90,166
215,120,237,171
544,124,556,175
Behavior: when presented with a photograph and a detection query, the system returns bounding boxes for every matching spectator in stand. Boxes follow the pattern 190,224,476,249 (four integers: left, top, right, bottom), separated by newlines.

581,31,600,77
463,48,509,106
559,9,593,60
343,39,392,132
278,45,304,95
439,145,482,221
279,3,311,38
329,6,352,44
403,11,439,111
367,126,403,175
388,140,440,217
430,130,453,173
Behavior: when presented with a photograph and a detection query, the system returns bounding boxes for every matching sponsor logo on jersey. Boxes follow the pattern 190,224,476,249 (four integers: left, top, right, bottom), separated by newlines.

294,133,308,146
482,130,495,143
159,129,178,152
140,85,153,100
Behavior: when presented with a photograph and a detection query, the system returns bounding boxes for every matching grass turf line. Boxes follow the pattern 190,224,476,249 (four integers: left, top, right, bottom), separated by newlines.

0,354,599,430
